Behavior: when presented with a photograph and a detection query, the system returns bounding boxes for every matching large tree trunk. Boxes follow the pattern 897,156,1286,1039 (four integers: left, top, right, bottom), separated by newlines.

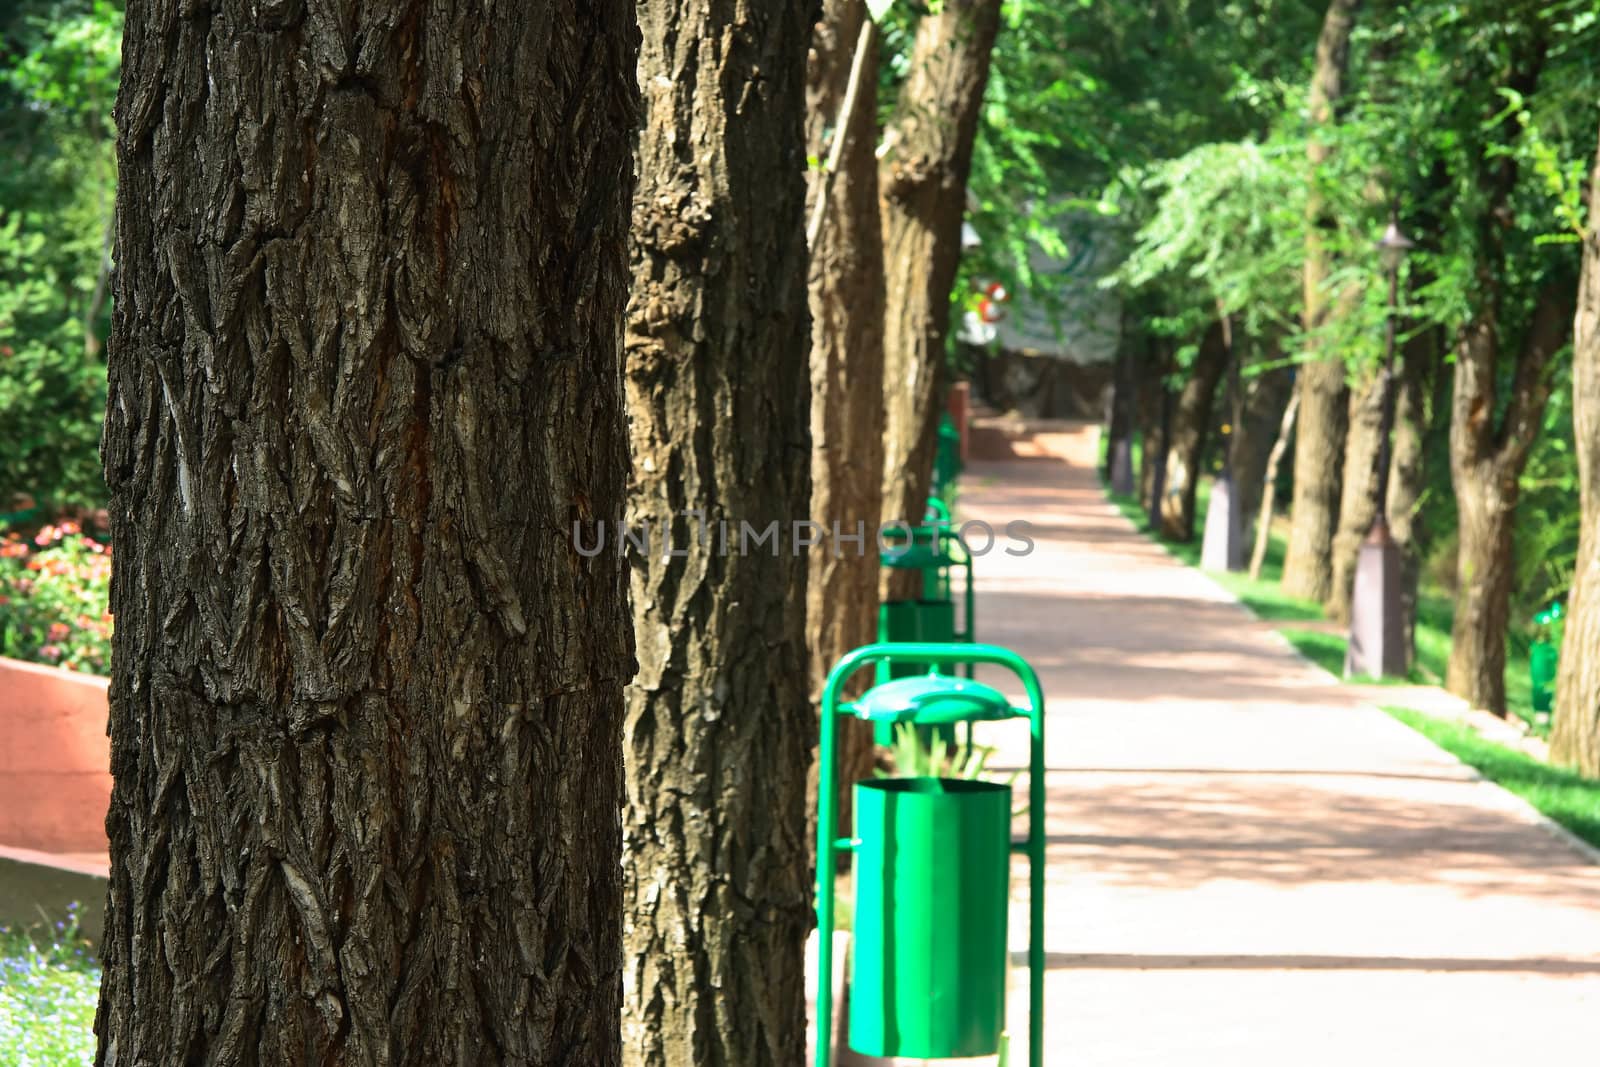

97,5,639,1063
622,3,815,1064
878,0,1003,551
1551,124,1600,774
1327,371,1387,624
805,0,885,867
1158,321,1229,541
1281,0,1362,602
1446,284,1571,712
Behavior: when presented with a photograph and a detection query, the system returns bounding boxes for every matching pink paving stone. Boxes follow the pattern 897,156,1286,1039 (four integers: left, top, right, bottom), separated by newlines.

942,423,1600,1065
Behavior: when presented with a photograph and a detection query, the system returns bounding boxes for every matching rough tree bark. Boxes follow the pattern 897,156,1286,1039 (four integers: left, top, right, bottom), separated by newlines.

622,3,816,1065
1232,353,1294,534
1159,321,1229,542
805,0,885,864
97,4,639,1064
1445,33,1572,716
1386,328,1437,670
1327,370,1388,624
878,0,1003,555
1552,123,1600,775
1446,284,1568,712
1281,0,1362,602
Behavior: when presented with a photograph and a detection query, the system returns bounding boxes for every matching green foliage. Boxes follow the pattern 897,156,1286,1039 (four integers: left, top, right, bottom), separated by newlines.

962,0,1325,343
0,216,107,508
1110,136,1307,342
0,521,113,674
0,0,121,510
882,723,1000,780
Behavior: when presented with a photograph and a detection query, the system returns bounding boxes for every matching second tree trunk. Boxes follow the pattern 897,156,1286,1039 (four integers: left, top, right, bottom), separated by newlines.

623,4,816,1064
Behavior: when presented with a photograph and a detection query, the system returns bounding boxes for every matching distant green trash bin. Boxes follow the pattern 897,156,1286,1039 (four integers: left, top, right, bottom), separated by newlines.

933,414,962,502
849,776,1011,1060
1531,640,1558,713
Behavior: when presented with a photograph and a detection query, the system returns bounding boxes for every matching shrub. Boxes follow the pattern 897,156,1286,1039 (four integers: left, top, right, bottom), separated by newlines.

0,520,111,674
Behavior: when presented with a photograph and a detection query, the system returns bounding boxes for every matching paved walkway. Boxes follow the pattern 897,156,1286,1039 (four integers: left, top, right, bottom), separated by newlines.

957,424,1600,1065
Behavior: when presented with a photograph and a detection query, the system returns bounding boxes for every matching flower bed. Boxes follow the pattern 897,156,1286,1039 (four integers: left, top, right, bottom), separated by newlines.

0,522,111,675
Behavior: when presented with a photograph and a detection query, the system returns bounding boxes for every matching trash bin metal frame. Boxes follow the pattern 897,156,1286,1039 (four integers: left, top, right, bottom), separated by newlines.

814,642,1045,1067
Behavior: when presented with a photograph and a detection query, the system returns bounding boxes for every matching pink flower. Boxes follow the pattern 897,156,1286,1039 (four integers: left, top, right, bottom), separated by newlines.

58,521,80,536
39,645,62,660
34,525,57,547
48,622,70,641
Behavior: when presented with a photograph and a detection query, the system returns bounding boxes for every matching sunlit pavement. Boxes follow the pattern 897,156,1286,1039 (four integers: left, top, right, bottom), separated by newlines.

953,423,1600,1066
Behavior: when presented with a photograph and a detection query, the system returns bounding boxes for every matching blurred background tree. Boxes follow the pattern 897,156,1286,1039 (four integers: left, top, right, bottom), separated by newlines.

0,0,121,512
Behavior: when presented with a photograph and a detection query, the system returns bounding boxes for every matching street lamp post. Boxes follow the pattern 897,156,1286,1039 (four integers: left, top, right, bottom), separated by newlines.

1346,213,1414,679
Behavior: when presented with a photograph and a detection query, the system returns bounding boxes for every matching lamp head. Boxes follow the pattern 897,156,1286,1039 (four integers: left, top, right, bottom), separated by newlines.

1377,217,1414,273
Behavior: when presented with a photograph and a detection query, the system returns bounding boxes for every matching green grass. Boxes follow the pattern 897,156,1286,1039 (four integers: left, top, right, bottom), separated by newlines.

1385,706,1600,850
1102,443,1539,727
1279,629,1345,676
0,911,100,1066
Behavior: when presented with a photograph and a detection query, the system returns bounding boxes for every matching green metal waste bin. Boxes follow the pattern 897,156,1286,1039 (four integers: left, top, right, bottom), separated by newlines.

849,776,1011,1059
1531,641,1558,713
814,642,1047,1067
1531,602,1563,715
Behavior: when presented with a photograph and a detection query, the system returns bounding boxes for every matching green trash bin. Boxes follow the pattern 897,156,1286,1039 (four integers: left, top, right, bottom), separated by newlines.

814,642,1048,1067
1531,641,1558,713
849,776,1011,1059
933,414,962,503
1530,602,1563,715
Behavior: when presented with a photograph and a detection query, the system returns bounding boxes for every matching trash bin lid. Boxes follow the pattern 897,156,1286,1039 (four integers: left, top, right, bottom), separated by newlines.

879,542,958,570
849,672,1013,724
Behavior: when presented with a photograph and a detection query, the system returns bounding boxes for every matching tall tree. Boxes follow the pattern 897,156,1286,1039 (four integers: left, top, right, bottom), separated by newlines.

1442,29,1573,715
1552,121,1600,775
97,3,639,1062
805,0,886,854
1159,320,1230,541
1281,0,1362,602
879,0,1003,554
1327,371,1386,623
621,2,815,1064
